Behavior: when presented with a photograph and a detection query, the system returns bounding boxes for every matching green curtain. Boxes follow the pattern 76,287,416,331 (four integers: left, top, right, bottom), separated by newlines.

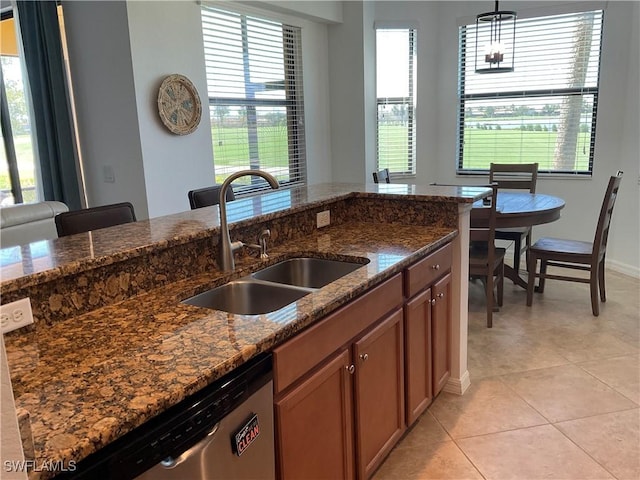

15,0,82,210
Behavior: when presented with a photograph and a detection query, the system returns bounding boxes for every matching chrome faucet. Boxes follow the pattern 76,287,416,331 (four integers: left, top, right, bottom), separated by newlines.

217,170,280,272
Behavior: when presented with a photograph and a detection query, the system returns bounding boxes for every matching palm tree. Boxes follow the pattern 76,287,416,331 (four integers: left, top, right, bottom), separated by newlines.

553,12,595,170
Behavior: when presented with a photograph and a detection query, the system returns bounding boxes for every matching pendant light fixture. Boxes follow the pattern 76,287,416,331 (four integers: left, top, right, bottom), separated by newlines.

475,1,516,73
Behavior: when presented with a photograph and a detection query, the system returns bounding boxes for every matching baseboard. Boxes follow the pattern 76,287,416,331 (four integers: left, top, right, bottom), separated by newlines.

442,370,471,395
607,259,640,279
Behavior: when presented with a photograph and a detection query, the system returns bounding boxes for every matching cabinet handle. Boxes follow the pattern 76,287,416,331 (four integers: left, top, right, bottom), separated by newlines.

431,264,440,271
437,292,445,299
359,353,369,362
430,298,437,305
346,364,355,374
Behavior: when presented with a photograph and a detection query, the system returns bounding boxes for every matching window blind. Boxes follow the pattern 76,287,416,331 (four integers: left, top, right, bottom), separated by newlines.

458,10,603,175
201,6,306,194
376,28,416,176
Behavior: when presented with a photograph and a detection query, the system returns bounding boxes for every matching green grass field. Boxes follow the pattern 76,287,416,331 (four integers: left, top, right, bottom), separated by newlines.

462,129,592,171
212,126,289,167
378,124,591,172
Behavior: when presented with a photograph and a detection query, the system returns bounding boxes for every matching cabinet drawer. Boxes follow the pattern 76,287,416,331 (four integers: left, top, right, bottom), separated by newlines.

274,274,403,395
404,243,452,298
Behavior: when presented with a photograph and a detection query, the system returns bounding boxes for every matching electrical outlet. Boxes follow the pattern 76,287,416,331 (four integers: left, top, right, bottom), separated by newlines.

317,210,331,228
0,298,34,334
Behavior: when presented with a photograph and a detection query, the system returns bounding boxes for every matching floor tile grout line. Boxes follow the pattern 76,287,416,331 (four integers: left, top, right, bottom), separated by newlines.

572,361,640,407
425,409,488,480
549,421,619,480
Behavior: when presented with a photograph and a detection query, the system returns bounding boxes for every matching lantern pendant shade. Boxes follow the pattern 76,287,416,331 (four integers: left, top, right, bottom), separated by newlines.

475,1,516,73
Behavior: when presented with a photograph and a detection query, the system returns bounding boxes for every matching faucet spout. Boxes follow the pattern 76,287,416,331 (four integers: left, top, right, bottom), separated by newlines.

217,170,280,272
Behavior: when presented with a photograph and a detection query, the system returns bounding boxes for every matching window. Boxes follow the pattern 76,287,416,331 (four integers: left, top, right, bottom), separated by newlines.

376,27,417,177
458,10,603,175
201,6,305,194
1,10,38,205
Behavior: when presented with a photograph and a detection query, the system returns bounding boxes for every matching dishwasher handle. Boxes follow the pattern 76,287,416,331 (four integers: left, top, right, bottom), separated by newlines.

158,422,221,470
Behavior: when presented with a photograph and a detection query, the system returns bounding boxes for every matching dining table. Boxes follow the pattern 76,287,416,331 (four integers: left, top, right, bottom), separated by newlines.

471,191,566,288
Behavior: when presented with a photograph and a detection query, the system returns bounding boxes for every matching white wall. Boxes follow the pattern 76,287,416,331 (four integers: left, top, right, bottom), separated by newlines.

63,1,149,217
607,1,640,277
126,1,215,218
332,0,639,275
327,1,370,183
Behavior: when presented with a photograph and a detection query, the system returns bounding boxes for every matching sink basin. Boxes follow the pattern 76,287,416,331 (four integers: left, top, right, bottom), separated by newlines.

252,257,367,289
183,279,310,315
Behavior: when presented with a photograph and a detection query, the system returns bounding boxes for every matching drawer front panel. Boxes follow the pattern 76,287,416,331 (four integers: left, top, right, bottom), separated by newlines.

404,243,452,298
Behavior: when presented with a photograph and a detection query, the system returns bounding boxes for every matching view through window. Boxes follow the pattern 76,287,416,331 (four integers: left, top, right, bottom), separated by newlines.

201,6,306,194
458,10,603,174
376,27,417,177
1,11,37,205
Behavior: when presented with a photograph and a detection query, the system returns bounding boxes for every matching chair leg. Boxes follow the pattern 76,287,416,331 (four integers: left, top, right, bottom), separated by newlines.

497,265,504,307
486,274,494,328
524,232,532,269
526,252,537,307
512,237,522,276
598,258,606,302
538,260,548,293
590,266,600,316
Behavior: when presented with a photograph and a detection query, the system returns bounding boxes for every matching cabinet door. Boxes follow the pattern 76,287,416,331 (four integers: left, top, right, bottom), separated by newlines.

353,309,405,480
275,349,355,480
432,272,452,396
404,288,433,426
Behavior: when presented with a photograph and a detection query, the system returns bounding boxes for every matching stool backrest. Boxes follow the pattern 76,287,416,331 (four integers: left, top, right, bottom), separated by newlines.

188,185,235,209
55,202,136,237
373,168,391,184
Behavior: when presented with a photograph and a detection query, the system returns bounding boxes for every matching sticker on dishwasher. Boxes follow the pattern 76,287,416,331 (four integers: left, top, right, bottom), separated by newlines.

232,413,260,456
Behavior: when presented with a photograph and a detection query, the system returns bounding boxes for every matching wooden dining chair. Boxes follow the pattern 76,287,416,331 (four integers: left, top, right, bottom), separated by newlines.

55,202,136,237
489,163,538,276
373,168,391,184
470,184,506,328
188,185,235,209
526,171,623,316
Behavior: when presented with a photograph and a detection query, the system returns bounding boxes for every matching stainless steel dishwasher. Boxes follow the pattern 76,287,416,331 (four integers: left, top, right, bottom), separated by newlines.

64,353,274,480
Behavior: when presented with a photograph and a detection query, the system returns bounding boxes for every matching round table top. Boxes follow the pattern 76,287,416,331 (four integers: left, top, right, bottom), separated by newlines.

473,192,565,228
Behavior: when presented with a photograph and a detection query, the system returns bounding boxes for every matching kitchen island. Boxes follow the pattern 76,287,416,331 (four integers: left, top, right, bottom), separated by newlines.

0,183,489,479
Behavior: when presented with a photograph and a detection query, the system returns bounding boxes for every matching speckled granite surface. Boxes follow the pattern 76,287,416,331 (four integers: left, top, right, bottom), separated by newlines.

0,182,486,479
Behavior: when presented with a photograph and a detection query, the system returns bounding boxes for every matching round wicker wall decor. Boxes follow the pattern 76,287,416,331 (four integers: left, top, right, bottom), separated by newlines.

157,74,202,135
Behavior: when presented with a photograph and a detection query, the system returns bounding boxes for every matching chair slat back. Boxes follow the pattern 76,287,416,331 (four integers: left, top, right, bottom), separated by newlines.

469,184,499,267
373,168,391,184
592,171,623,264
55,202,136,237
188,185,235,209
489,163,538,193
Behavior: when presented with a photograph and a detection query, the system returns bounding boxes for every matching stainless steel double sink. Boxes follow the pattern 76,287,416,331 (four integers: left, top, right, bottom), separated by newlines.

183,257,368,315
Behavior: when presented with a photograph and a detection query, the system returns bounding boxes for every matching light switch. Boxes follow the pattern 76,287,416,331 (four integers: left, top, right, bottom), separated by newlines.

103,165,115,183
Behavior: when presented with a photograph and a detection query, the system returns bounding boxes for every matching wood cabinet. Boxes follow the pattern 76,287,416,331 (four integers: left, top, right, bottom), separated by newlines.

403,243,453,425
274,349,355,480
274,240,455,478
353,309,404,479
274,275,404,480
404,288,433,425
432,272,452,396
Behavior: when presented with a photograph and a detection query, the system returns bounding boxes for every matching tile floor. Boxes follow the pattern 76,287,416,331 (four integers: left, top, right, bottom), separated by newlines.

374,269,640,480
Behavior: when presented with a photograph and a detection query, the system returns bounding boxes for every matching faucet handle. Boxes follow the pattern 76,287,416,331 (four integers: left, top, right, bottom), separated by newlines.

258,229,271,259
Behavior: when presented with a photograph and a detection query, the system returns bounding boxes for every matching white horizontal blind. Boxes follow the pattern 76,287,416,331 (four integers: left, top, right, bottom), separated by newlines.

376,28,416,176
201,6,306,194
458,10,603,175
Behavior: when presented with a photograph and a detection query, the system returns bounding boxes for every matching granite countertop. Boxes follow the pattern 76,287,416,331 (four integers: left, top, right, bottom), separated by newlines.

0,183,486,289
1,182,488,478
